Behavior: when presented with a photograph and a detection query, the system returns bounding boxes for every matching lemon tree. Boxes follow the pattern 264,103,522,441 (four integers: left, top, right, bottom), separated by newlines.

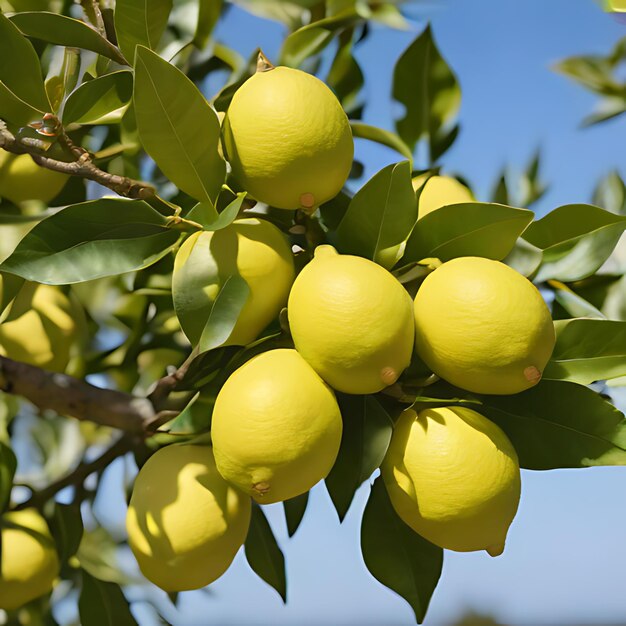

0,2,625,625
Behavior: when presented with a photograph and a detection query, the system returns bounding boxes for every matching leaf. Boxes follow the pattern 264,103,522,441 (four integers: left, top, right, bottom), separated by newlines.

0,80,46,126
10,13,129,66
543,318,626,384
0,13,49,112
49,503,84,564
194,0,223,48
393,25,460,159
403,202,534,264
79,570,138,626
326,395,393,521
523,204,626,282
335,161,416,269
114,0,172,62
199,274,250,353
245,505,287,603
478,380,626,469
134,46,225,203
63,71,133,125
503,238,542,277
349,122,413,163
0,441,16,514
282,491,308,538
280,8,363,68
187,193,245,231
164,391,215,434
361,478,443,624
0,199,180,284
327,32,364,117
549,280,606,319
593,170,626,215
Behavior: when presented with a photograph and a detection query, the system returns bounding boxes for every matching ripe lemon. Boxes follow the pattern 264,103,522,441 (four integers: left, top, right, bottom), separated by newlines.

412,174,474,219
0,284,76,372
0,151,68,204
126,444,251,592
382,406,521,556
173,217,295,346
0,508,60,610
288,246,414,394
211,349,342,503
413,256,555,394
222,66,353,210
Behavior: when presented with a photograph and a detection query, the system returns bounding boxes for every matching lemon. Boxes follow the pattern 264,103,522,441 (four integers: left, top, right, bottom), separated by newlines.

288,246,414,394
412,174,474,219
222,65,353,210
0,151,68,204
382,406,521,556
126,444,251,592
0,284,76,372
211,349,342,503
173,217,295,346
413,256,555,394
0,508,60,610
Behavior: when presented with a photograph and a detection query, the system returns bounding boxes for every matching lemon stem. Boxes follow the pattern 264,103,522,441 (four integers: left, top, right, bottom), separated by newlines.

256,50,275,73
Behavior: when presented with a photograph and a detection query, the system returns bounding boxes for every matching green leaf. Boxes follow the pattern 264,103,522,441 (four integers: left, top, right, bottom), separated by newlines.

280,8,363,68
523,204,626,282
361,478,443,624
10,12,129,66
164,391,216,434
503,238,543,277
79,570,138,626
114,0,172,63
326,395,393,521
549,280,606,319
0,199,180,284
327,32,364,117
403,202,534,264
0,13,49,112
593,170,626,215
0,80,46,126
335,161,417,269
63,71,133,125
134,46,225,203
194,0,223,48
187,193,245,231
478,380,626,469
543,319,626,384
393,25,461,160
282,491,308,538
199,274,250,353
349,122,413,163
0,441,16,514
245,505,287,603
49,503,84,564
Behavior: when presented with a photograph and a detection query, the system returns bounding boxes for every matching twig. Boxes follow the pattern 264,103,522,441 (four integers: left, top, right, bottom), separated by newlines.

13,436,132,511
0,356,155,434
147,348,198,410
0,118,155,200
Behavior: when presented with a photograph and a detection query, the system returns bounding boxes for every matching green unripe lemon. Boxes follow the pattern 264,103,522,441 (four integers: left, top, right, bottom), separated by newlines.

126,444,251,592
0,283,76,372
413,256,555,394
0,151,68,204
172,217,295,347
0,508,60,610
211,349,342,503
288,246,414,394
412,174,474,219
382,406,521,556
223,66,353,210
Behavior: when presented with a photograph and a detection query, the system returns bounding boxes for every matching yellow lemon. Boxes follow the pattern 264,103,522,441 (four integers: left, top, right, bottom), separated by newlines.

0,151,68,204
287,246,414,394
0,284,76,372
0,508,60,610
413,256,555,394
382,406,521,556
173,217,295,346
211,349,342,503
126,444,251,592
222,66,353,210
412,174,474,219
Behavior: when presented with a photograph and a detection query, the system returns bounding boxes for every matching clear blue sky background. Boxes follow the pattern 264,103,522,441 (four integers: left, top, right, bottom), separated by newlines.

125,1,626,624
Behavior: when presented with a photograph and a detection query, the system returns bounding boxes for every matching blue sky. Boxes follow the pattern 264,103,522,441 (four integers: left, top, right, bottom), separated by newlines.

139,2,626,624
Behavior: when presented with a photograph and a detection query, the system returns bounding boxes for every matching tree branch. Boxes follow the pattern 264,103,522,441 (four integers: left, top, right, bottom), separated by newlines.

0,117,155,200
0,356,155,435
13,436,132,511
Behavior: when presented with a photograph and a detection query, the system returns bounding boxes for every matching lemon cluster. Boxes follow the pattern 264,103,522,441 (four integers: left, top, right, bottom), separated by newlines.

127,66,556,593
